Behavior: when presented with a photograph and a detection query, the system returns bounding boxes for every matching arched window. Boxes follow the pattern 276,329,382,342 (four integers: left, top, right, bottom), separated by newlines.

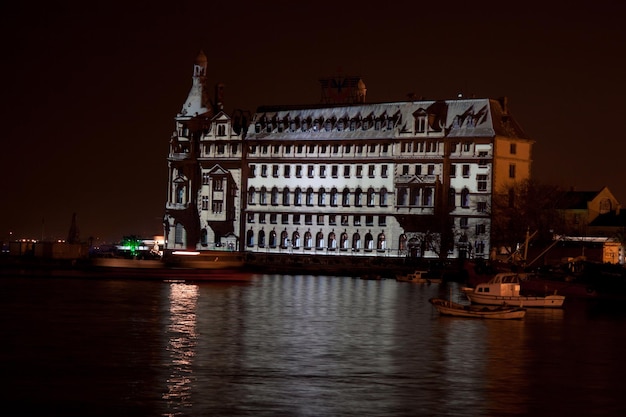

246,229,254,247
330,187,338,206
461,188,470,208
292,231,301,248
248,187,256,204
352,232,361,250
379,188,388,206
271,187,279,205
294,187,302,205
365,232,374,250
377,232,386,250
342,188,350,206
316,231,324,249
259,186,267,205
269,230,277,248
340,232,349,250
318,187,326,206
282,187,290,206
306,187,314,206
328,232,336,250
304,231,312,249
399,234,407,251
355,188,363,207
258,230,266,247
280,230,289,249
367,188,375,207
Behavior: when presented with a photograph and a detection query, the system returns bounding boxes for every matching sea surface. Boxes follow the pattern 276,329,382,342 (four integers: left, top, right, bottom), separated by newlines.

2,273,626,416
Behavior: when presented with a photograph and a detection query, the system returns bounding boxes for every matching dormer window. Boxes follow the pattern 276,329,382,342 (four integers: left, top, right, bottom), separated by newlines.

217,124,226,136
337,119,344,131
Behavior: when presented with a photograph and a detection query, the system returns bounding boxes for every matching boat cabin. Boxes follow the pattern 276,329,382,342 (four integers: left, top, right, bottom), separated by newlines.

475,273,524,297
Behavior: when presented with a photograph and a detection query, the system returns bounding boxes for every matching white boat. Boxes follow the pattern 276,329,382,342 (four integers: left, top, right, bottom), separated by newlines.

396,270,440,284
429,298,526,319
464,272,565,308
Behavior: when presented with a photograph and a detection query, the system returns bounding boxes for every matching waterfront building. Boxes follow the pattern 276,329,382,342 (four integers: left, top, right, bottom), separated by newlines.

164,52,533,260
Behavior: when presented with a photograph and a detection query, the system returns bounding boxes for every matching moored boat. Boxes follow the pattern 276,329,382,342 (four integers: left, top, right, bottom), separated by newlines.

396,270,440,284
464,272,565,308
429,298,526,319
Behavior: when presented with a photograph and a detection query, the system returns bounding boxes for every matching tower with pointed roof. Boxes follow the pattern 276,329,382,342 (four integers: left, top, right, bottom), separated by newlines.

163,52,247,250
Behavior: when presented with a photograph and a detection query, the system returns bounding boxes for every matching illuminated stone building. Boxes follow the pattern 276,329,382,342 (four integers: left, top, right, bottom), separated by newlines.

165,53,533,260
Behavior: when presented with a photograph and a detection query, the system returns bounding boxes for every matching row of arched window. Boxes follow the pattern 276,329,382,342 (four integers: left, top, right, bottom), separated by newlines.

246,229,390,251
248,186,388,207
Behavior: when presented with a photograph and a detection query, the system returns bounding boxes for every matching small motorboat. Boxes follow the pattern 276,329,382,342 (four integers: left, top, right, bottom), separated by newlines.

429,298,526,320
464,272,565,308
396,270,440,284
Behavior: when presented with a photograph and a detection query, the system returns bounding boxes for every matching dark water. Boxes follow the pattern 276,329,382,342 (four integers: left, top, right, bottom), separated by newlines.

2,274,626,417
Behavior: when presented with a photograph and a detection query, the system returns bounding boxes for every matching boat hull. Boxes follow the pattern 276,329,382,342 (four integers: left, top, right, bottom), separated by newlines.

465,292,565,308
429,298,526,319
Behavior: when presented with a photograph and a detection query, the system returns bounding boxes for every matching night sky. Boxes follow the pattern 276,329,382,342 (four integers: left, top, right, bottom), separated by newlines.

2,1,625,243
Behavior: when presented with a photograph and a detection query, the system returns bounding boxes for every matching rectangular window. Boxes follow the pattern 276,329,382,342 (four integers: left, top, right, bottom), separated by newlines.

477,174,488,191
415,165,422,175
202,172,210,185
293,214,300,224
249,145,257,154
344,144,352,154
273,145,280,154
366,215,374,226
509,164,516,178
353,215,361,226
368,165,375,177
212,201,223,213
450,164,456,177
476,224,486,235
381,165,388,177
261,145,268,154
427,165,435,175
213,178,223,191
320,145,327,154
319,165,326,178
317,215,324,225
332,145,340,154
270,214,277,224
272,165,279,177
307,165,314,178
282,214,289,225
261,164,268,177
462,164,470,177
284,165,291,177
217,144,225,154
356,165,363,178
250,165,256,177
460,217,468,229
402,165,409,175
510,143,517,154
477,201,487,212
331,165,338,178
305,215,312,225
296,144,304,154
341,215,349,226
247,213,254,223
296,165,302,178
329,215,336,225
259,213,266,224
284,145,291,154
378,216,386,226
343,166,350,178
201,196,209,210
478,151,488,166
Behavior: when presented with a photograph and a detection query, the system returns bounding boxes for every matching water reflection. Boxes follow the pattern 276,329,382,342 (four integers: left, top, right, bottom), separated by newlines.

162,283,199,411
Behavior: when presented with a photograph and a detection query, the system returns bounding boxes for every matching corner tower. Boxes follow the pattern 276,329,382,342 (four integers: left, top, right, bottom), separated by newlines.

163,52,246,251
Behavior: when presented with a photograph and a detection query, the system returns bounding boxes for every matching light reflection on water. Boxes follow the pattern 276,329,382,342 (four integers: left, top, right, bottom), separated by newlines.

2,275,626,416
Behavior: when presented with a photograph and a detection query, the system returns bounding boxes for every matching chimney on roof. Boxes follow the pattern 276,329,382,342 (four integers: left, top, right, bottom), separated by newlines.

499,96,509,115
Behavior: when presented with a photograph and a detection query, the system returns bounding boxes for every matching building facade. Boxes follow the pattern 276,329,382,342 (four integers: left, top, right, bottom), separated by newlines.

164,53,533,260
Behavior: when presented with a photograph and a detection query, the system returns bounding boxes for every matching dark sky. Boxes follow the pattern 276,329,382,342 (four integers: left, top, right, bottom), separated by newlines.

2,1,625,243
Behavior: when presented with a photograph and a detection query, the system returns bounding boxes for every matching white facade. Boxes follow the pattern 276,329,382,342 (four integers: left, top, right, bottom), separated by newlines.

165,54,533,260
